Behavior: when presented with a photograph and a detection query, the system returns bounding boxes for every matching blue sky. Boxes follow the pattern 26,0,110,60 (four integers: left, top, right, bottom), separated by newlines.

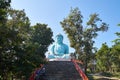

11,0,120,52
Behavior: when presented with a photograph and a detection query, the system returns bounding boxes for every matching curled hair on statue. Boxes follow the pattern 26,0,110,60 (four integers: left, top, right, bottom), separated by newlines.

55,33,63,39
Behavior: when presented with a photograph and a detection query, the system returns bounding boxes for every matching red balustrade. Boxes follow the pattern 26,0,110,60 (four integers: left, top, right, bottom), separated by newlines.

72,59,89,80
29,64,44,80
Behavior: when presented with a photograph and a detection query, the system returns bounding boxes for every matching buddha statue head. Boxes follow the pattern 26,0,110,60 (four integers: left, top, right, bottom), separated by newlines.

55,34,63,44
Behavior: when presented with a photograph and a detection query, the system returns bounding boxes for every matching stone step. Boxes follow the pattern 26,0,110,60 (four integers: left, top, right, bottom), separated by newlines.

43,61,82,80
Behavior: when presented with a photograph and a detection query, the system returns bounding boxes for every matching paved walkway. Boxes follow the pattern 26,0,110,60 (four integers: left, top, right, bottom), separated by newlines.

89,73,120,80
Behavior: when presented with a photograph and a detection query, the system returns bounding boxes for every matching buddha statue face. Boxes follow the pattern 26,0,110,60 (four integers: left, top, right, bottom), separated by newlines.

55,34,63,44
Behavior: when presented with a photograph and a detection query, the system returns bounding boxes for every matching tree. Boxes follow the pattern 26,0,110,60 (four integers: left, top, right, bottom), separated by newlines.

96,25,120,73
110,43,120,72
0,8,54,79
96,43,111,72
0,0,12,79
0,0,11,23
7,9,54,78
30,23,54,58
18,23,54,78
0,8,31,79
60,7,108,73
0,2,54,79
6,8,33,78
110,25,120,72
113,25,120,44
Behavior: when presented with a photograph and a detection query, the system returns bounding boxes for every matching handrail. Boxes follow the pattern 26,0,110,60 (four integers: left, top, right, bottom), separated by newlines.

29,64,44,80
72,59,89,80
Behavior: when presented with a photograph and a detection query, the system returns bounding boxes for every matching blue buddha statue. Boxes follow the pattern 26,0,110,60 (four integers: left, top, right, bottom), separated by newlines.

47,34,69,59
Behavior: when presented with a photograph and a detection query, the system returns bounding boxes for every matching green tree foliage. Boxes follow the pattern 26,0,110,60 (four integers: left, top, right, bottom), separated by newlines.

118,23,120,26
96,25,120,73
60,7,108,73
110,25,120,72
0,0,11,23
110,43,120,72
0,6,53,79
96,43,111,72
30,23,54,58
0,8,31,79
113,25,120,44
7,9,32,78
0,0,11,79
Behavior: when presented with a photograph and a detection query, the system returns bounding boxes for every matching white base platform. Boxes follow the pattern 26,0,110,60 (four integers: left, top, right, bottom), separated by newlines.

49,58,71,61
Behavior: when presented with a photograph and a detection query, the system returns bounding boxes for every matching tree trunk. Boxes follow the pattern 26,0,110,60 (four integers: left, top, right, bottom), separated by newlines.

84,58,88,74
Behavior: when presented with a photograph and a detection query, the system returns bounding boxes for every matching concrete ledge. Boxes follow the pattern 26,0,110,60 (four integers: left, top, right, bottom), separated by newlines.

49,58,71,61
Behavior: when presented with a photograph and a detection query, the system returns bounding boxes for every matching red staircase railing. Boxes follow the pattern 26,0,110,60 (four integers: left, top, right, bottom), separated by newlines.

72,59,89,80
29,60,88,80
29,64,44,80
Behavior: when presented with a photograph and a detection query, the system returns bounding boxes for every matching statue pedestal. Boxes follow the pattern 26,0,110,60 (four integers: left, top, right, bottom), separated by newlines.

49,58,71,61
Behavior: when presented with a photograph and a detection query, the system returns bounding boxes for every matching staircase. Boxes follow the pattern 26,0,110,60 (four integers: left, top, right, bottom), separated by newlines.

44,61,82,80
